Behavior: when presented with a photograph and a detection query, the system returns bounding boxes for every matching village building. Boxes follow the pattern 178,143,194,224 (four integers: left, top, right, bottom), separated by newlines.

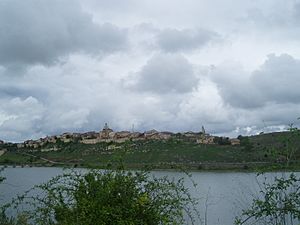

114,131,131,142
158,132,173,140
108,131,115,139
10,123,241,150
99,123,113,139
144,129,159,139
115,131,131,138
81,139,101,144
144,129,158,135
47,136,57,143
61,132,72,138
183,131,199,138
82,131,98,139
130,132,142,138
147,133,161,140
17,143,25,148
230,138,240,146
72,133,81,138
197,136,215,144
61,132,73,143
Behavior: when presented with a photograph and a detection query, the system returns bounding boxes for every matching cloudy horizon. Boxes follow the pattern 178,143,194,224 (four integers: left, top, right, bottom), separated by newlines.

1,0,300,142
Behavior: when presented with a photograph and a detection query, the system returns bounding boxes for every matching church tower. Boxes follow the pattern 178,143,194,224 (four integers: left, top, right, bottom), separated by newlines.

103,122,109,131
202,126,206,135
100,122,113,139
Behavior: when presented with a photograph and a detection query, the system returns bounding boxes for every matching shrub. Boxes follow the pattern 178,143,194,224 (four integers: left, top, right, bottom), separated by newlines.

213,137,231,145
2,169,199,225
239,136,253,151
236,125,300,225
0,168,4,184
235,173,300,225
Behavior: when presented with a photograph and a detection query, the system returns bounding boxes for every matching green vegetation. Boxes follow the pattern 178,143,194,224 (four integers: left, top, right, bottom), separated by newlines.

0,168,4,183
235,173,300,225
0,151,32,165
1,130,299,224
1,131,300,171
0,167,199,225
213,136,231,145
238,136,254,151
235,127,300,225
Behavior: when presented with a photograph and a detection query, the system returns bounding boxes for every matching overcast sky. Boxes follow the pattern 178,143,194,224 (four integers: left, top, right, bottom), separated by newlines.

1,0,300,142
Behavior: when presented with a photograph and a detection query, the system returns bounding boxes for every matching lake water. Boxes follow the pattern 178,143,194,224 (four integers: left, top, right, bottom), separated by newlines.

0,167,299,225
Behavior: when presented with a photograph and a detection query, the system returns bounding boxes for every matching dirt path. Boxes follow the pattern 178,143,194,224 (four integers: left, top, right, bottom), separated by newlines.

0,150,5,157
17,152,61,164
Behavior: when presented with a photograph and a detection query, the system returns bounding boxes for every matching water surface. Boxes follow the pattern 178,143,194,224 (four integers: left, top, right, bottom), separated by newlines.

0,167,298,225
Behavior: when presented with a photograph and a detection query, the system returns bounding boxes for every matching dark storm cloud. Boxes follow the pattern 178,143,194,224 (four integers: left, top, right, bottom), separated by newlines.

209,63,264,109
251,54,300,104
0,0,128,67
211,54,300,109
0,85,47,100
156,28,218,52
132,54,198,94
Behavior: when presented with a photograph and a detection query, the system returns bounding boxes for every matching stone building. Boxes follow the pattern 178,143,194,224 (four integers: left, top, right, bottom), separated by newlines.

99,123,113,139
196,136,215,144
230,138,240,145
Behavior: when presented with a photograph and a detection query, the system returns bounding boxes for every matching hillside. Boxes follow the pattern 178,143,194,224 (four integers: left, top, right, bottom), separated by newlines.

0,130,299,171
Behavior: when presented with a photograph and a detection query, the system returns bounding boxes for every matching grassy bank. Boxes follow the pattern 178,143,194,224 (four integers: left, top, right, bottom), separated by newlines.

1,132,300,171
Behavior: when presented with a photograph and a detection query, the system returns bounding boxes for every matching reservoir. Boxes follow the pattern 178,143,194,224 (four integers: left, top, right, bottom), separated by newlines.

0,167,299,225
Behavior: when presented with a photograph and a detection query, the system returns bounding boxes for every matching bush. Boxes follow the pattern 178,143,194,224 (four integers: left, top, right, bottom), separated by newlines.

2,169,199,225
236,125,300,225
213,137,231,145
235,173,300,225
0,168,4,184
238,136,253,151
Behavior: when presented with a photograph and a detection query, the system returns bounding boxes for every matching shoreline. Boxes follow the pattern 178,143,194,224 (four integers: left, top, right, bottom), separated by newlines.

1,162,300,173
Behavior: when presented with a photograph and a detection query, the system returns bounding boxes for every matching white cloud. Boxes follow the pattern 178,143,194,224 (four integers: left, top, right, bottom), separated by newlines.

130,53,198,94
0,97,45,141
0,0,300,142
156,28,219,52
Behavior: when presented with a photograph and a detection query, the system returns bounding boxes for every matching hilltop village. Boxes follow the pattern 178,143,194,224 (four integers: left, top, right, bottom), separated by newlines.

1,125,299,171
1,123,240,151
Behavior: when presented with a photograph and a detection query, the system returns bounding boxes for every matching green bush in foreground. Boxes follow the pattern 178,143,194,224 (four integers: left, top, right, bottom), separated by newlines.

235,173,300,225
0,171,4,184
1,169,199,225
236,126,300,225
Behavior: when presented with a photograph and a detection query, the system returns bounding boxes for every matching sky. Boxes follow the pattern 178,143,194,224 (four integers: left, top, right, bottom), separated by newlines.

1,0,300,142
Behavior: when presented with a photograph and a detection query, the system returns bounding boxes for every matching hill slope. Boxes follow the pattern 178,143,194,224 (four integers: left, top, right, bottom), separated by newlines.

0,131,299,170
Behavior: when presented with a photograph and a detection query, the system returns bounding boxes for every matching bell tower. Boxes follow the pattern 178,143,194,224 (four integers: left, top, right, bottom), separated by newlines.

103,122,109,131
100,122,113,139
202,125,206,135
